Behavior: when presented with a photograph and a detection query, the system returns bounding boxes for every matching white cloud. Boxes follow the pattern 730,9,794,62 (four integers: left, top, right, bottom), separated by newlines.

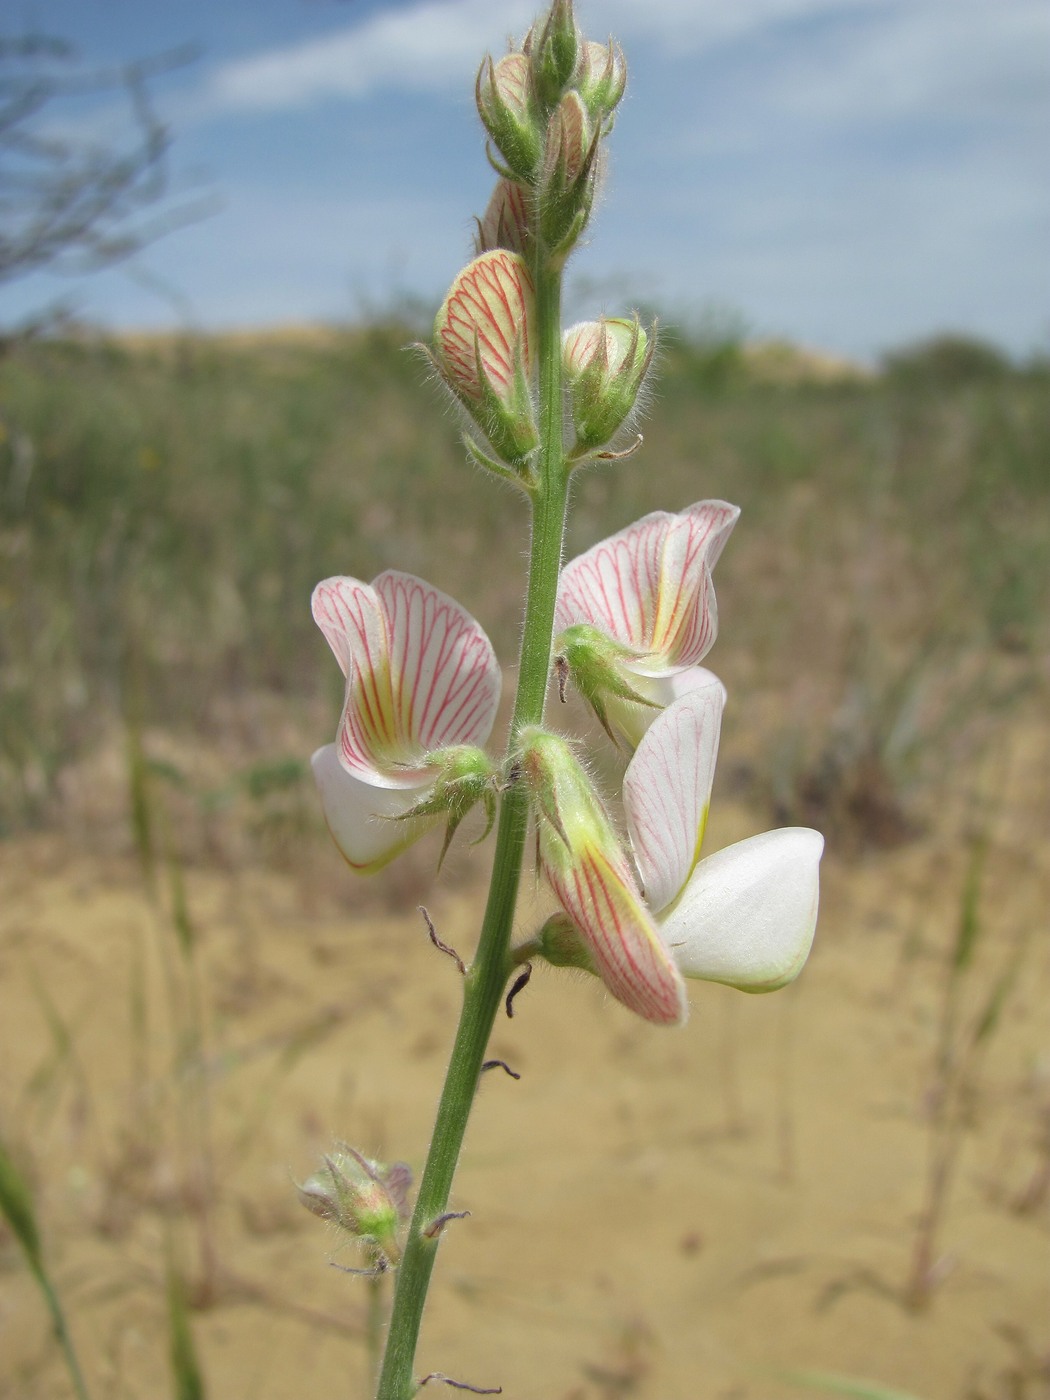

203,0,891,111
201,0,1050,157
756,0,1050,126
207,0,536,110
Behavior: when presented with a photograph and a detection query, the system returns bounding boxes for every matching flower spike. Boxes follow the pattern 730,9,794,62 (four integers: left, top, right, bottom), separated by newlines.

311,571,500,871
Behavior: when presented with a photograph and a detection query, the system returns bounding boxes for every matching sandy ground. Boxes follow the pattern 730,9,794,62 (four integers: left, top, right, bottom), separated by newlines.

1,714,1048,1400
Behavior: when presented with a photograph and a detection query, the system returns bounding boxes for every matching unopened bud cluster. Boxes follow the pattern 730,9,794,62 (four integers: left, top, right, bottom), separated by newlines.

475,1,624,255
298,1146,412,1267
430,0,648,487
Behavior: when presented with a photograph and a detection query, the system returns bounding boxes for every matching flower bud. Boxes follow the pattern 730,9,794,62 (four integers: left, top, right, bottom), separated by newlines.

516,727,686,1025
536,911,597,974
517,727,618,874
475,178,532,257
538,90,598,259
576,40,627,121
563,315,653,452
298,1146,411,1264
476,52,542,182
528,0,580,111
433,250,539,469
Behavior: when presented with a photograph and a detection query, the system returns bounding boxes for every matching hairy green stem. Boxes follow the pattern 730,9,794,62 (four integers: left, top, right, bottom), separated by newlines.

374,263,567,1400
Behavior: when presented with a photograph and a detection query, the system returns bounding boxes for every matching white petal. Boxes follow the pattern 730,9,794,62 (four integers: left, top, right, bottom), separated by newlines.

604,665,726,748
662,828,824,992
623,679,725,915
374,570,501,752
311,744,436,873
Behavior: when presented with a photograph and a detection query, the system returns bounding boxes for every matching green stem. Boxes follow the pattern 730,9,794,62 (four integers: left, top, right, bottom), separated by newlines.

32,1262,91,1400
374,263,567,1400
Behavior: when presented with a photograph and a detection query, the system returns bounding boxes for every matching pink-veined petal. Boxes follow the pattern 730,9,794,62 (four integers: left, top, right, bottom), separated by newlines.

476,178,531,256
661,828,824,992
544,843,687,1027
555,501,740,674
623,678,725,915
311,744,437,874
313,572,499,791
312,575,385,682
434,250,535,404
491,51,531,121
373,570,500,755
604,665,725,749
313,576,405,784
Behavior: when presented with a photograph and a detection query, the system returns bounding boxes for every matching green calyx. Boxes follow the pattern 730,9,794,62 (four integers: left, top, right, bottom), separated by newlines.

555,623,659,743
538,91,599,260
515,726,619,869
576,39,627,123
400,745,498,866
536,911,597,974
472,330,540,468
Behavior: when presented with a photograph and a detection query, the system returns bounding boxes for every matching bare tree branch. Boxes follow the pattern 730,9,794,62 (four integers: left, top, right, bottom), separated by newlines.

0,34,202,292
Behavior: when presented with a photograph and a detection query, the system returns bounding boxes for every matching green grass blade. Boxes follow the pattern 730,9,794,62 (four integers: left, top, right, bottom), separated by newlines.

952,836,987,972
0,1132,92,1400
782,1369,928,1400
0,1132,42,1269
167,1260,207,1400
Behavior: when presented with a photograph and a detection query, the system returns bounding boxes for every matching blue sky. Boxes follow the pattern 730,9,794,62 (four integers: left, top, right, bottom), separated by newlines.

5,0,1048,359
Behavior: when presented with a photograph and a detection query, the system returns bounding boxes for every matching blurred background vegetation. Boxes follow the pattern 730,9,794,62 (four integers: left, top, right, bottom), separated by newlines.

0,320,1046,852
1,321,1047,1400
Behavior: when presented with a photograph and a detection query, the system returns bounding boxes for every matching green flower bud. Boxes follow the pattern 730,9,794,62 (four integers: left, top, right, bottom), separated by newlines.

433,250,539,471
538,90,598,259
476,52,542,182
562,315,653,453
576,39,627,122
298,1147,411,1265
528,0,580,111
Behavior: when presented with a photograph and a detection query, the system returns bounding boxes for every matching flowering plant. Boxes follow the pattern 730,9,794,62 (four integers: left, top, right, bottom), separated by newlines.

303,5,822,1396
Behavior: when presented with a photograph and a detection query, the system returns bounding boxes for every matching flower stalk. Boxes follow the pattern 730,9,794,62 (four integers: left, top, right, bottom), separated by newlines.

303,5,822,1393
